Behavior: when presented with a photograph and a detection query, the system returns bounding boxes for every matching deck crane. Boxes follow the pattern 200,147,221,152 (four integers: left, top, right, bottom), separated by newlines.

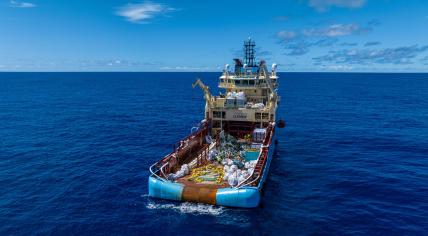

258,60,278,107
192,79,213,119
192,79,212,105
258,60,275,94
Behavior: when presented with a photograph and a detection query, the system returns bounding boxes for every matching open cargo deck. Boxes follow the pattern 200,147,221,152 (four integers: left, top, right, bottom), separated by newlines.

149,121,276,208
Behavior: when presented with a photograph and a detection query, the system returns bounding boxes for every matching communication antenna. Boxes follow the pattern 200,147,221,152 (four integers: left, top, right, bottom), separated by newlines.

243,38,256,68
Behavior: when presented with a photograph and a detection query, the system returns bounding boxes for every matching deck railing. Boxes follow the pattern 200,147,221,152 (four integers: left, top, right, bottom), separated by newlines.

235,122,274,189
150,120,210,181
150,121,275,189
194,144,210,168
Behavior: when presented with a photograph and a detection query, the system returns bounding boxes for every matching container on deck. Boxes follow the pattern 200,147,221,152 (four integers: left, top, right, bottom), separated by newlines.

225,98,236,108
253,128,266,143
226,92,246,108
236,98,246,108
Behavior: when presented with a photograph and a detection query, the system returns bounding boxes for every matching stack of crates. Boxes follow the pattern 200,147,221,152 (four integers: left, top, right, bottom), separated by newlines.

236,98,246,108
225,98,236,108
252,128,266,143
225,92,246,108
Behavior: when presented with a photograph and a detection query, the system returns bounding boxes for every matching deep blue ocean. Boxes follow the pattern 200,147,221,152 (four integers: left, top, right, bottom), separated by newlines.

1,72,427,235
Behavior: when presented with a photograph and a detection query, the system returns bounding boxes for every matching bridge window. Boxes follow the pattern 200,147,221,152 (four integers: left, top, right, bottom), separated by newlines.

262,113,269,119
213,111,226,118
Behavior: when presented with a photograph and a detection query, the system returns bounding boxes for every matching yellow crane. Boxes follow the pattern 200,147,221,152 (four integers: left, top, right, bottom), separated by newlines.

192,79,213,107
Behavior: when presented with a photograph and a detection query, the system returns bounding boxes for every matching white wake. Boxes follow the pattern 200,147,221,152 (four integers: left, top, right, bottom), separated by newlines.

146,202,225,216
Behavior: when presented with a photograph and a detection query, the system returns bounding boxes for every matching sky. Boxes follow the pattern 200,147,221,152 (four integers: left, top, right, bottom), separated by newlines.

1,0,428,72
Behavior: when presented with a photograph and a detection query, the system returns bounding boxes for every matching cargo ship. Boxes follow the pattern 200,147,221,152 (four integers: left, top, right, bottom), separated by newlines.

148,38,283,208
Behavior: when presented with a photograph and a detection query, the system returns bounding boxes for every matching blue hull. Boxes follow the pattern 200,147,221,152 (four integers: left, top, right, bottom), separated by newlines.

148,176,261,208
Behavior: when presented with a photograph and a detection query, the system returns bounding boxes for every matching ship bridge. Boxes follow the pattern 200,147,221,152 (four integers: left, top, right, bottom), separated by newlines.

203,38,280,136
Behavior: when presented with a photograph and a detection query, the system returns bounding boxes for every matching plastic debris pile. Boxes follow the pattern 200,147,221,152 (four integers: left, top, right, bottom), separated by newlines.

188,164,224,184
222,159,257,187
167,164,190,181
168,131,264,187
250,103,265,109
208,132,259,187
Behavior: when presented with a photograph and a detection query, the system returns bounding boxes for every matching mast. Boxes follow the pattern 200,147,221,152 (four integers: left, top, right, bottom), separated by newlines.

244,37,256,68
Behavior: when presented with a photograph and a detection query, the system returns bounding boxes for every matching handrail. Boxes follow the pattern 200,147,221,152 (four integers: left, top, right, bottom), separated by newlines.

149,120,209,183
235,172,261,189
149,162,167,182
218,82,275,89
190,126,199,135
160,162,169,181
149,162,164,181
235,122,275,189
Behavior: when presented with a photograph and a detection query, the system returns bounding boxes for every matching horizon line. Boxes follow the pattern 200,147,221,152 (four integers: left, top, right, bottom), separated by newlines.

1,71,428,74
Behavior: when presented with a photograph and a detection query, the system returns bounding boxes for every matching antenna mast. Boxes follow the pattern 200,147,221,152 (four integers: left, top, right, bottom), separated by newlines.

244,37,256,68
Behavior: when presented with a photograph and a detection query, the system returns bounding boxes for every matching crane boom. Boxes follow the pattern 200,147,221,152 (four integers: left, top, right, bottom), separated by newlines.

258,60,275,94
192,79,212,106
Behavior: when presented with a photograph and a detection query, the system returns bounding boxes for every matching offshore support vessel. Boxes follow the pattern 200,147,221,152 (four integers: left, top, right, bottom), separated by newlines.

149,38,283,208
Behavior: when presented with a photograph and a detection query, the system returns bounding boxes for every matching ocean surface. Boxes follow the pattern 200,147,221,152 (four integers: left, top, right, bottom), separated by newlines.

1,72,427,235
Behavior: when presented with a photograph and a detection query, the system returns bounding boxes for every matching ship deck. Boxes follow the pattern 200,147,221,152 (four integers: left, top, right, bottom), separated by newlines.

175,161,229,189
176,175,229,189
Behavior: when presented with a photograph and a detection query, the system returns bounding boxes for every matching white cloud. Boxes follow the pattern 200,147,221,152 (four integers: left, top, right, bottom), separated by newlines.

276,21,377,56
0,58,166,71
313,45,428,65
10,0,36,8
276,30,298,41
116,2,176,23
364,41,381,47
303,24,367,37
421,56,428,65
308,0,366,12
327,65,354,71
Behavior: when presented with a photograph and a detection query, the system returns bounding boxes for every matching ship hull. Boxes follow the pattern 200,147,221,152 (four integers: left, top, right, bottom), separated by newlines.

148,127,276,208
